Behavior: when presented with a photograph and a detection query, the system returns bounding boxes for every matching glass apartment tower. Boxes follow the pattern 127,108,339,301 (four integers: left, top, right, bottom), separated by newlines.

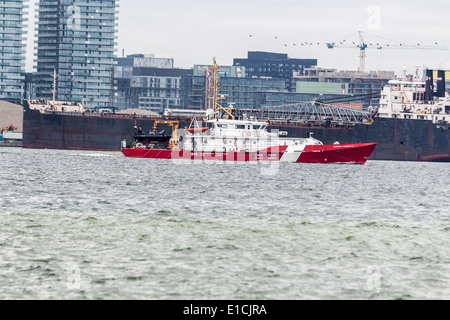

0,0,28,104
35,0,119,107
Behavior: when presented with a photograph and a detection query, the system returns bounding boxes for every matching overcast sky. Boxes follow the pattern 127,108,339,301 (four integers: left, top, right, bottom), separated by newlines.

26,0,450,75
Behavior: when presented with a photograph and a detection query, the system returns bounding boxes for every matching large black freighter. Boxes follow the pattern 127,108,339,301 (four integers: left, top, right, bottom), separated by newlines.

22,100,192,151
22,73,450,162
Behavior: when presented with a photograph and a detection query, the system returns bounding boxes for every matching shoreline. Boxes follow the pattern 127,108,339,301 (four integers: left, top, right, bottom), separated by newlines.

0,142,22,148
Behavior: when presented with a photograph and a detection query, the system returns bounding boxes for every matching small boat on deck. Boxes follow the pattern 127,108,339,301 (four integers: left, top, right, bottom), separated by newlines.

184,127,209,134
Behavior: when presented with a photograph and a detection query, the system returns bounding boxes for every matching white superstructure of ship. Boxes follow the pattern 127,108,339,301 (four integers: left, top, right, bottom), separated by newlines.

26,99,86,114
378,68,450,124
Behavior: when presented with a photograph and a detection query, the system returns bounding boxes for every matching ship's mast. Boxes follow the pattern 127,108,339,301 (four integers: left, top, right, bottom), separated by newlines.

109,67,116,112
52,67,57,105
209,58,235,120
205,64,214,111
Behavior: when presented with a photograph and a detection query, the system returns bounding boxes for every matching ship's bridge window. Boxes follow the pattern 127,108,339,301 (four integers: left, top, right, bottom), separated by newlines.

236,125,245,130
253,125,262,130
217,124,228,129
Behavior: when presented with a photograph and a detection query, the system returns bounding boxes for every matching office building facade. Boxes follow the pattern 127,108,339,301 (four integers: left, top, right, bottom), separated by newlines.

294,68,394,108
233,51,317,92
180,75,286,109
35,0,119,107
116,67,192,113
0,0,28,104
115,54,174,78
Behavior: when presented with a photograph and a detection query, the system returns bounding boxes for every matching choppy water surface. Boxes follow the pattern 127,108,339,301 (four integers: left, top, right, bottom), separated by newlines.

0,147,449,300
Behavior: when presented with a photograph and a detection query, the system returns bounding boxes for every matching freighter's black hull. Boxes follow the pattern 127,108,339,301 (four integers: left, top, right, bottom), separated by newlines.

23,109,191,151
23,109,450,162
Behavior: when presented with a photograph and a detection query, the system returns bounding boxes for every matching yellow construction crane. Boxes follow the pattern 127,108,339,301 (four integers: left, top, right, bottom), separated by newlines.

326,31,448,73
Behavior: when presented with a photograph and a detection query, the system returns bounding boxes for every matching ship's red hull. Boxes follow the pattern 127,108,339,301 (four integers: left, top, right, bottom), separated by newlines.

122,143,377,164
298,143,378,164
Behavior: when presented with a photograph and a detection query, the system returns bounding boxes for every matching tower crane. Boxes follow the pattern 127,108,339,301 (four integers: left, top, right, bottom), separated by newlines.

326,31,448,73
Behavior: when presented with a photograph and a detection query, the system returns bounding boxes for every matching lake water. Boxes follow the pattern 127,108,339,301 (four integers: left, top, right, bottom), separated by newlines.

0,147,449,300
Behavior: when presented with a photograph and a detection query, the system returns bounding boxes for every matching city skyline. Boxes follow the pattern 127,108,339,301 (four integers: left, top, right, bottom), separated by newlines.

25,0,450,75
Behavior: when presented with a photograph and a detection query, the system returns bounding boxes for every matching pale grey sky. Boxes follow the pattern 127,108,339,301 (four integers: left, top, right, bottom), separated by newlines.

26,0,450,75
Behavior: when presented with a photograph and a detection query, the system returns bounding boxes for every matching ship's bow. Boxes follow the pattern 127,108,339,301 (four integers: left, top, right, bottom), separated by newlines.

298,143,378,164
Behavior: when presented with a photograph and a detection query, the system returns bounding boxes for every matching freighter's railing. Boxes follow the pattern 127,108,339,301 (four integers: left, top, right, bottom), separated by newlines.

234,101,374,126
38,102,375,126
40,111,166,121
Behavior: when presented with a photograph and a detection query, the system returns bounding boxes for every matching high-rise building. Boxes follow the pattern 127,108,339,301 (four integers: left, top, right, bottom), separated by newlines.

180,75,286,109
233,51,317,92
0,0,28,104
294,68,395,108
115,54,174,79
34,0,119,107
116,67,193,113
114,54,191,112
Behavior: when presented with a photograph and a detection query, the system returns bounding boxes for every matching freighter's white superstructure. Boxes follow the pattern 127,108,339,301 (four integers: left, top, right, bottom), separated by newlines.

27,99,85,114
378,76,450,124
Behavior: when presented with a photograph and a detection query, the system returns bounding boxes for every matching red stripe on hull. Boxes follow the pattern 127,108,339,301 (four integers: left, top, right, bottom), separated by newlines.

121,148,173,159
298,143,378,164
122,146,288,162
174,151,283,162
418,154,450,162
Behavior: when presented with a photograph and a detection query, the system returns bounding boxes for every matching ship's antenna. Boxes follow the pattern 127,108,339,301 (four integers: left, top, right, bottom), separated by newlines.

402,66,408,81
205,64,214,111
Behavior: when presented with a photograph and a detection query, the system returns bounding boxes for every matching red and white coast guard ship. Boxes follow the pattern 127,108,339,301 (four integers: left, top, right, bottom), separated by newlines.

121,117,377,164
122,59,377,164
